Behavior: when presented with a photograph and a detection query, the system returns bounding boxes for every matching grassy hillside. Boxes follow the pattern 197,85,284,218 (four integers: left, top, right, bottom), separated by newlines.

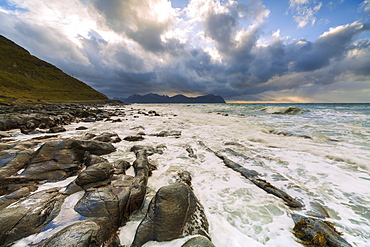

0,35,108,104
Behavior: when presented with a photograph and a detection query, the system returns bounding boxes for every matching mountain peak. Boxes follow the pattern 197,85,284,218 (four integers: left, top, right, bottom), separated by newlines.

120,93,226,103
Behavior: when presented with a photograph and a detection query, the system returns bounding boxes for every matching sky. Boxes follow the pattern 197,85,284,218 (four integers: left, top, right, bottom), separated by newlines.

0,0,370,103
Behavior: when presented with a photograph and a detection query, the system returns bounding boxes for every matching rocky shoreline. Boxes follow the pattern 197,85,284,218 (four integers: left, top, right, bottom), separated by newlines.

0,103,215,247
0,103,353,247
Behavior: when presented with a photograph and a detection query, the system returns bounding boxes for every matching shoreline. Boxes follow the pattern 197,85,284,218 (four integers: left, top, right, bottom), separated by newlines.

0,103,368,246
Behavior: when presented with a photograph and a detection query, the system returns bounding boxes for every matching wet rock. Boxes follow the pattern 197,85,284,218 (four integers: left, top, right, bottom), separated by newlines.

292,214,352,247
249,177,304,208
74,147,153,226
48,126,66,133
262,106,306,115
181,236,216,247
18,139,88,181
80,140,116,155
74,185,127,222
126,148,151,215
75,162,114,188
76,126,88,130
63,156,115,195
20,125,38,134
0,180,38,197
155,144,167,154
85,154,108,167
0,188,66,246
113,160,131,174
93,132,121,143
148,110,160,116
156,130,181,137
269,130,312,140
124,135,145,142
177,171,192,187
112,118,122,122
0,143,18,151
30,134,59,140
216,151,303,208
83,118,96,122
130,125,145,130
199,142,304,209
185,144,197,158
0,186,36,210
0,131,11,138
136,131,145,136
0,118,18,131
17,139,115,182
130,145,163,156
307,201,330,219
224,142,244,147
131,174,210,247
36,218,118,247
0,149,34,179
298,135,312,139
82,133,96,140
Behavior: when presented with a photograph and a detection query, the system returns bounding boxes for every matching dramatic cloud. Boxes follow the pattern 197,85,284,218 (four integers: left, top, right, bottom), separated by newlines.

361,0,370,13
289,0,322,28
0,0,369,102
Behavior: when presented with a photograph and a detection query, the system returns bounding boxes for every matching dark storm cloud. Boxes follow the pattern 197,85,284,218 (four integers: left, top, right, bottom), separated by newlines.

89,0,173,53
204,13,237,52
293,22,370,72
1,0,369,102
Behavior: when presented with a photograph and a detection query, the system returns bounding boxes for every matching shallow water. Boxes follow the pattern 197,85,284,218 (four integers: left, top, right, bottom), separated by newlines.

7,103,370,246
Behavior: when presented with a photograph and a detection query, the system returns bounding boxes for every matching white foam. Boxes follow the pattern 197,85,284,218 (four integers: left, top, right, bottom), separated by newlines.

9,104,370,246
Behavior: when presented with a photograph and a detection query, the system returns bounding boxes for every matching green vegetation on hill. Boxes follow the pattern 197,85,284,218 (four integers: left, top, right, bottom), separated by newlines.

0,35,108,104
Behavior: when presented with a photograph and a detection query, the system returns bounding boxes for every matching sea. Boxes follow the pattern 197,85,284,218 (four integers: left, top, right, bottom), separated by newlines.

9,103,370,247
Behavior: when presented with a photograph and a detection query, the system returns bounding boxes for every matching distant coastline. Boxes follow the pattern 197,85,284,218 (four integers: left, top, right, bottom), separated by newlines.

117,93,226,104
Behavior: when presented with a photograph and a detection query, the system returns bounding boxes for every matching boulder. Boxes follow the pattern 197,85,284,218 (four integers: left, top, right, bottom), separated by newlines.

18,139,115,182
85,154,109,167
0,149,34,179
75,162,114,187
64,161,115,195
74,147,154,226
156,130,181,137
93,132,122,143
131,174,210,247
0,188,66,246
82,133,96,140
124,135,145,142
185,144,197,159
48,126,66,133
0,118,18,131
18,139,88,181
74,185,127,223
113,160,131,174
80,140,116,155
181,236,216,247
292,214,352,247
36,218,119,247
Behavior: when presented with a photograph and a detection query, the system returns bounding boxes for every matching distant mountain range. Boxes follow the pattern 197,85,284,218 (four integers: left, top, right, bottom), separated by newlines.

118,93,226,103
0,35,108,105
